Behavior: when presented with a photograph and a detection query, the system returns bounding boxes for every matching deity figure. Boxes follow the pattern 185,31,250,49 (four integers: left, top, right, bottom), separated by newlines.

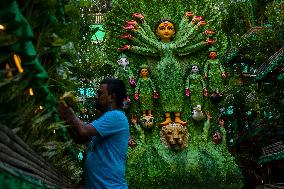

185,65,207,108
135,64,158,118
204,47,226,98
118,12,215,126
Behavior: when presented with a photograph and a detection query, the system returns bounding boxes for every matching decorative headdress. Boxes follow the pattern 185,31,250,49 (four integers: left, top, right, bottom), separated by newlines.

139,64,149,69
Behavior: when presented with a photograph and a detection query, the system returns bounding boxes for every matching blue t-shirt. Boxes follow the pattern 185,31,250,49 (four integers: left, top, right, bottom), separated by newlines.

85,110,129,189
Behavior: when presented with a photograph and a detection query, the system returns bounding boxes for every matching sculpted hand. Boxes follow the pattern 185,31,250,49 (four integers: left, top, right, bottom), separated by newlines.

185,11,194,18
119,33,132,40
192,16,203,23
128,136,136,148
185,88,190,97
197,21,207,27
153,91,159,99
118,45,130,51
132,13,144,21
131,115,137,125
134,92,139,100
206,38,217,45
123,24,135,30
203,88,208,96
206,112,212,120
204,29,216,35
125,20,138,26
129,77,136,86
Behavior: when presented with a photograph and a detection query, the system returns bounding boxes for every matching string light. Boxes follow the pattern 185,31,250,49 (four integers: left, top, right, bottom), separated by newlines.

28,88,34,96
13,54,24,73
0,24,5,30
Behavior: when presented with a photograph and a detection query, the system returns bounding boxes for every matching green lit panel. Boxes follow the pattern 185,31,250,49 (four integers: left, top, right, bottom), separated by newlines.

91,24,105,41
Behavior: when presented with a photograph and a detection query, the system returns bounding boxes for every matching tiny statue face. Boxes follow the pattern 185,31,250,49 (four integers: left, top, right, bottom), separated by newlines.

156,21,175,41
117,57,129,68
140,68,148,78
209,51,217,59
140,116,154,129
191,65,199,73
213,130,222,145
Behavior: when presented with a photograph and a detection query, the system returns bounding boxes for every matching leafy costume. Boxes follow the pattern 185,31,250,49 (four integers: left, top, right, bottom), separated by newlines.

135,76,155,111
204,57,225,94
185,66,206,107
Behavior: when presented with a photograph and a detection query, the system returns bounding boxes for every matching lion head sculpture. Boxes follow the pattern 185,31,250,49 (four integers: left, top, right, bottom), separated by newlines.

160,123,189,151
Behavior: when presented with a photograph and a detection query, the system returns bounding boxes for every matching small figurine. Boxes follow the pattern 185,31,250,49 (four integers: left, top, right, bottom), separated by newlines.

185,65,207,108
115,54,136,87
192,105,205,121
204,47,226,99
134,64,158,117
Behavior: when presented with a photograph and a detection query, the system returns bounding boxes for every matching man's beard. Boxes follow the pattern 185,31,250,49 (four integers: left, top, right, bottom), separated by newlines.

95,102,105,112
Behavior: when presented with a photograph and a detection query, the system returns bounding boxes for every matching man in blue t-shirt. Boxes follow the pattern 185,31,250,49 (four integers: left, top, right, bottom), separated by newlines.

58,78,129,189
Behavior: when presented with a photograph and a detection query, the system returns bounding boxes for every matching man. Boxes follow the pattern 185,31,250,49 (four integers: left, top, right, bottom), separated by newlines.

58,78,129,189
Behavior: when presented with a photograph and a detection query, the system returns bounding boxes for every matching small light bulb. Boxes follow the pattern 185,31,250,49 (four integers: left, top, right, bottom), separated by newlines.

0,24,5,30
29,88,34,96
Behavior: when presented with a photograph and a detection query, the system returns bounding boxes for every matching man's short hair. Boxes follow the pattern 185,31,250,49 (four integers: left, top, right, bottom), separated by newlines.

101,78,127,108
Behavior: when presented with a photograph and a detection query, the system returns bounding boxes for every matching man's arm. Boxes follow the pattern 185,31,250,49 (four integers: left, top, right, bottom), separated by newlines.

58,102,99,143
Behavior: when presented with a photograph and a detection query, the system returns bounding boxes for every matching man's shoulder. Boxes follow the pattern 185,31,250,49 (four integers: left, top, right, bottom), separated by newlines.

106,110,125,116
105,110,127,121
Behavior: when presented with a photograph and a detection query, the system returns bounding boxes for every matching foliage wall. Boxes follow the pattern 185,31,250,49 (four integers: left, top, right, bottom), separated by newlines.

0,0,108,183
103,0,250,188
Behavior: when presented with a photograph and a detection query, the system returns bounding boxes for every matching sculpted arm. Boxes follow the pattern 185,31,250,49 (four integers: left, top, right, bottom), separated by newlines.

219,119,227,146
175,41,207,56
202,113,212,143
174,13,207,48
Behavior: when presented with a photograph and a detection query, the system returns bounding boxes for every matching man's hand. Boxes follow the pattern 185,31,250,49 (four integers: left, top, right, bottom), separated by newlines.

57,100,69,119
